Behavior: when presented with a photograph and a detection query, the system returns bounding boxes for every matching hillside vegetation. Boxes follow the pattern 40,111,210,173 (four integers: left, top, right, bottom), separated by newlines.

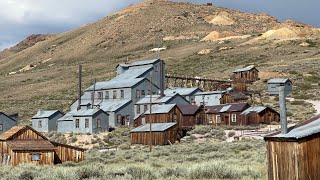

0,0,319,121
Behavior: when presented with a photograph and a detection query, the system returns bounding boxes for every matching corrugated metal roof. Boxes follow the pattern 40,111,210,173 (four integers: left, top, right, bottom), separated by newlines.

113,65,153,80
136,94,177,105
195,91,226,96
241,106,266,115
265,115,320,139
267,78,290,84
207,103,249,114
32,110,61,119
220,105,232,112
145,104,176,114
118,59,159,67
178,105,201,115
57,113,74,121
86,78,145,91
131,123,177,132
233,65,257,73
99,99,131,112
7,140,56,151
71,108,104,117
164,87,201,96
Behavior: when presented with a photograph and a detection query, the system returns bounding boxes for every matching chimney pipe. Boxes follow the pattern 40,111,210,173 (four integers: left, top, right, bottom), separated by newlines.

77,65,82,110
160,59,164,98
279,86,288,134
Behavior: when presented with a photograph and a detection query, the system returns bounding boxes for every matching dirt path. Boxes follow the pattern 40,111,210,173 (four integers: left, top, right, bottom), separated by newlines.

306,100,320,115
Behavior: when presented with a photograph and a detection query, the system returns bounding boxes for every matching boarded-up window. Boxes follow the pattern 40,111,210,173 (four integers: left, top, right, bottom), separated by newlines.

98,92,102,100
144,105,148,112
113,90,117,99
137,106,140,114
105,91,109,99
231,114,237,122
216,115,221,123
136,90,140,98
38,120,42,128
32,153,40,161
85,119,89,128
96,119,101,128
121,90,124,98
0,124,3,131
75,119,80,128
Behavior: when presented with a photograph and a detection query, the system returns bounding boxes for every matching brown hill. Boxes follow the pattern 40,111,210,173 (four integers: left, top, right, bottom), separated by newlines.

0,0,319,121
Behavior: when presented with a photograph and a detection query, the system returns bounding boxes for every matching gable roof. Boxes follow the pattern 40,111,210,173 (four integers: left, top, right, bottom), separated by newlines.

131,123,176,132
32,110,63,119
136,94,188,105
164,87,202,96
264,114,320,140
0,126,48,141
233,65,258,73
113,65,153,80
7,140,56,151
71,108,107,117
206,103,249,114
178,105,202,115
267,78,291,84
99,99,132,112
145,104,176,114
195,90,226,96
86,78,145,91
0,112,17,122
117,59,160,68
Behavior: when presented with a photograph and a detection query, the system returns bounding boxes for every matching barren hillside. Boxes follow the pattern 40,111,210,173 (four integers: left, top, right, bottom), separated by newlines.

0,0,319,121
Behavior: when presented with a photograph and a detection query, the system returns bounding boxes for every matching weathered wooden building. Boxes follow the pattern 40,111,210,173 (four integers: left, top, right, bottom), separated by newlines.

0,112,18,134
0,126,84,166
177,105,204,128
220,91,249,104
231,65,259,83
240,106,280,125
131,123,178,145
206,103,250,126
32,110,64,133
264,115,320,180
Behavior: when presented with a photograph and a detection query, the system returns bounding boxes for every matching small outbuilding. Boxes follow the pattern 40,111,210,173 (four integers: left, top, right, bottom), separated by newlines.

267,78,292,96
177,105,204,128
264,115,320,180
220,91,249,104
0,126,84,166
240,106,280,125
131,123,178,145
232,65,259,83
0,112,18,134
32,110,64,133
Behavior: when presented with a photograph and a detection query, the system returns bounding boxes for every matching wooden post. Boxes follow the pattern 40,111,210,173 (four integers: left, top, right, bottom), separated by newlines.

149,71,153,152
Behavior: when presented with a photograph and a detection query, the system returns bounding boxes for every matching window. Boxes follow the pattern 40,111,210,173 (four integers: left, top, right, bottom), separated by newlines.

0,124,3,131
120,90,124,98
38,120,42,128
113,90,117,99
105,91,109,99
32,153,40,161
144,105,148,112
136,90,140,98
209,118,213,124
85,119,89,128
137,106,141,114
155,65,158,72
126,115,130,125
231,114,237,122
147,90,151,95
216,115,221,123
117,115,122,124
173,114,177,122
75,119,80,128
141,90,145,96
142,118,146,125
96,119,101,128
97,92,102,100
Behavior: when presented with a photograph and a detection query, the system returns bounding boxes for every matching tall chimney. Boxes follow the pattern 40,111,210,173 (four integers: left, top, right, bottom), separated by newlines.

77,65,82,110
160,59,164,97
279,86,288,134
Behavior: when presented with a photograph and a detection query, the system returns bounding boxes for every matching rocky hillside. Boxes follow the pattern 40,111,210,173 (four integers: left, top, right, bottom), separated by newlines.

0,0,319,121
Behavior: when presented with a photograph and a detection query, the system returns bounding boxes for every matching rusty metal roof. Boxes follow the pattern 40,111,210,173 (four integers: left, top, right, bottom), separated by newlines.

7,140,56,151
233,65,258,73
131,123,177,132
0,126,48,141
178,105,202,115
206,103,249,114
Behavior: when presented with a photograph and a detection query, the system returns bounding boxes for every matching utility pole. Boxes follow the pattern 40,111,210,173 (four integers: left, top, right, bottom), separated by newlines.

77,65,82,110
149,71,153,152
279,86,288,134
92,78,96,109
202,95,207,125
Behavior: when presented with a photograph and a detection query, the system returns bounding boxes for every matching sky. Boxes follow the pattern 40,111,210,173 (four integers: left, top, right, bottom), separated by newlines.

0,0,319,51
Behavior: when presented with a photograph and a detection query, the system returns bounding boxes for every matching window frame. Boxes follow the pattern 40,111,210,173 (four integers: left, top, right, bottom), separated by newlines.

231,114,237,122
31,153,40,161
96,118,101,128
117,115,122,124
97,91,102,100
141,90,145,96
85,119,89,128
0,124,3,131
137,105,141,114
75,119,80,128
113,90,117,99
38,120,42,128
144,105,148,112
136,90,140,98
216,115,221,123
120,90,124,98
105,91,109,99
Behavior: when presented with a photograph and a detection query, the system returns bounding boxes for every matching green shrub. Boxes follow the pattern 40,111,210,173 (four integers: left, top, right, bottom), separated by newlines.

70,137,77,143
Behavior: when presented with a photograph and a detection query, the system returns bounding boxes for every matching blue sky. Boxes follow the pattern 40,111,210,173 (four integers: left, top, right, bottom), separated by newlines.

0,0,318,51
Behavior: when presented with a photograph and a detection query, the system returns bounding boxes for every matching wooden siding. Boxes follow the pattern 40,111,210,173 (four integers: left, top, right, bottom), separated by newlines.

131,125,178,145
11,151,54,166
266,135,320,180
206,112,243,126
232,68,259,83
52,142,84,163
241,108,280,125
11,128,46,140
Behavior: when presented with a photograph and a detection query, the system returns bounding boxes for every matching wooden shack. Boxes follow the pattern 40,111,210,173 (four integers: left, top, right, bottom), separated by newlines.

264,115,320,180
206,103,250,126
0,126,84,166
131,123,178,145
177,105,204,128
232,65,259,83
240,106,279,125
220,91,249,104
